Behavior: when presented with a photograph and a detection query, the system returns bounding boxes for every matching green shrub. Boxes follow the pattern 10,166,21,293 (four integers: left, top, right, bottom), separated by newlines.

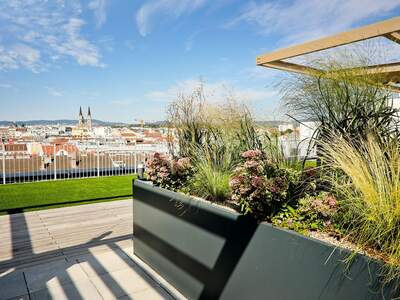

230,149,300,221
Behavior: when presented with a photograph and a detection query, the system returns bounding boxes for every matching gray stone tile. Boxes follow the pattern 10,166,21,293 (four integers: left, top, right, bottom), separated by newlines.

75,248,136,277
120,288,174,300
0,271,28,300
4,295,30,300
24,260,88,293
30,278,102,300
89,268,156,300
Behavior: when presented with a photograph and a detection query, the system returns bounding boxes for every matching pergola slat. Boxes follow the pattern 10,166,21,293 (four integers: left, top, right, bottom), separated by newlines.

385,32,400,44
256,17,400,92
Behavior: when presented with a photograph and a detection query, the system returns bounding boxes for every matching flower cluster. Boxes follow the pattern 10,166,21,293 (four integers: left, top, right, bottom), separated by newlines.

146,153,193,191
305,193,338,218
230,149,299,221
272,192,339,233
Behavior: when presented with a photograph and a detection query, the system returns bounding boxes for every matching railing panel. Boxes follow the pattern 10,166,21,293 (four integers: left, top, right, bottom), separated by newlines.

0,148,159,184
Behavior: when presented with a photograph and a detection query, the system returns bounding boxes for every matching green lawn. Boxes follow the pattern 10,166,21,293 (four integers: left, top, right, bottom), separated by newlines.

0,175,136,214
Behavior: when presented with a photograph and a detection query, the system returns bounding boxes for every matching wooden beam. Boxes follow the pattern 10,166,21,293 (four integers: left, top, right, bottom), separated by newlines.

385,31,400,44
260,61,320,75
263,61,400,92
387,84,400,93
257,16,400,65
363,62,400,76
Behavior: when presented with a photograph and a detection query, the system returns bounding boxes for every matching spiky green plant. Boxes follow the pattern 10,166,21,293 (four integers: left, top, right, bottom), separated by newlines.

321,134,400,284
190,160,231,202
281,57,400,151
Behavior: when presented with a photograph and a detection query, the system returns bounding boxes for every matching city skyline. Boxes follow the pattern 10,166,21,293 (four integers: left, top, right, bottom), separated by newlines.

1,0,400,123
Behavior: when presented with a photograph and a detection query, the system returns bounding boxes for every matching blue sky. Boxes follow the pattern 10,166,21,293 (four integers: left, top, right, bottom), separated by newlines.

0,0,399,123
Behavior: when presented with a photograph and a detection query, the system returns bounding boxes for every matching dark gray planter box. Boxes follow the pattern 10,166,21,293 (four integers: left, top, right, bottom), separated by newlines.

132,180,399,300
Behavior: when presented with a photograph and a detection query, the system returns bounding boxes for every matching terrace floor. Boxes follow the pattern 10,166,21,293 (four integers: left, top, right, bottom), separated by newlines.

0,200,182,300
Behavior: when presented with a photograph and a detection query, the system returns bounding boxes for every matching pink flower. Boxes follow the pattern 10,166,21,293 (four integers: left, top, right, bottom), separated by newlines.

251,176,264,188
241,149,262,159
176,157,191,171
239,186,250,194
177,157,190,167
244,160,259,169
153,152,163,159
159,172,169,178
311,199,323,209
229,176,243,188
159,166,168,173
326,195,337,208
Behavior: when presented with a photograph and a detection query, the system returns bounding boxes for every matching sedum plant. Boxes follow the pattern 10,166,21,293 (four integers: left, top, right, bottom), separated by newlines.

230,149,300,221
146,153,192,191
272,192,339,234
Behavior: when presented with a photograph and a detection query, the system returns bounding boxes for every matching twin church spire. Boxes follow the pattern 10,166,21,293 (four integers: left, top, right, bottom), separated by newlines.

78,106,92,130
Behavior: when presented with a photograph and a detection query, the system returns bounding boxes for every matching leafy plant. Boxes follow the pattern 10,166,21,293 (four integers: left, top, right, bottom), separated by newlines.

272,192,339,234
230,149,300,221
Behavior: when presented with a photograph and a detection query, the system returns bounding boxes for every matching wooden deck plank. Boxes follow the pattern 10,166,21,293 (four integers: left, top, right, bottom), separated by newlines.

0,200,133,272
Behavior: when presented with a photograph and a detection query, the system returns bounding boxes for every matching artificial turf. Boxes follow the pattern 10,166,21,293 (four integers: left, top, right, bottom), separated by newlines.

0,175,136,214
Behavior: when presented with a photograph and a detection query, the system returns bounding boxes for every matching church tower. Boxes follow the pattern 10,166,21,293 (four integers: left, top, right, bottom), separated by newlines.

87,106,92,130
78,106,85,128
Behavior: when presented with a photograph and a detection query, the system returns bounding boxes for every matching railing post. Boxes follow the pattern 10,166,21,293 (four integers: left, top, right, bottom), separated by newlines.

2,144,5,185
53,144,57,180
97,142,100,177
134,152,137,174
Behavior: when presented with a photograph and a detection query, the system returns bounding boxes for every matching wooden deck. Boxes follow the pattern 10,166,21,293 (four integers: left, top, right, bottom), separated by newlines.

0,200,133,272
0,200,184,299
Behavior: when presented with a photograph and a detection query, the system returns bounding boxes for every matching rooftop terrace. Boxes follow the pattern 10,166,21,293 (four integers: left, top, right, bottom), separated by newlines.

0,200,183,300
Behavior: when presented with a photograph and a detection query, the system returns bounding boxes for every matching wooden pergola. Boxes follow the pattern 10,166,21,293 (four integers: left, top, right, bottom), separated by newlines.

256,17,400,92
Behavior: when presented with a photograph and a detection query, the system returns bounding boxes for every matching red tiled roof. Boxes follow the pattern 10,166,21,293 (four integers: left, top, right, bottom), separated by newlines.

42,144,79,156
121,132,138,137
143,131,163,138
51,138,69,144
4,144,27,152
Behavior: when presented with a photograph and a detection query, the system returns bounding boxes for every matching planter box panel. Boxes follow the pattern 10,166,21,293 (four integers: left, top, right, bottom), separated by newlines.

133,180,399,300
134,199,226,269
134,229,205,298
220,223,380,300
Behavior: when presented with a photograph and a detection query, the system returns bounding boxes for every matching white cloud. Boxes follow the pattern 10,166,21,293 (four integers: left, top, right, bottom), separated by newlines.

53,18,103,67
0,83,12,89
146,79,277,103
229,0,400,45
88,0,107,28
0,44,41,72
0,0,103,71
45,86,63,97
136,0,207,36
